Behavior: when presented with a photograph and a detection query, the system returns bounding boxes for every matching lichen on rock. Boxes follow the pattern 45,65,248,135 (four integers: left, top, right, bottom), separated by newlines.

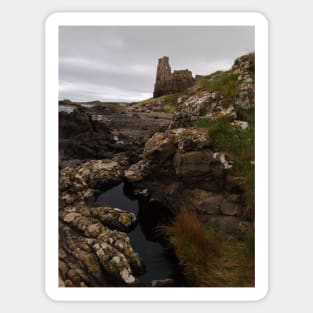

59,209,143,286
59,157,144,287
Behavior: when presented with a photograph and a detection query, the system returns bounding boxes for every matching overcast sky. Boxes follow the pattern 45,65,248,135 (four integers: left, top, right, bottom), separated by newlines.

59,26,254,102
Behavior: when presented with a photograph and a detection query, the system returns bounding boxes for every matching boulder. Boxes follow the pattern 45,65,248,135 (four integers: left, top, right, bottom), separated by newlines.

124,160,150,183
167,127,211,152
59,158,125,209
220,193,242,216
89,206,137,232
182,189,223,215
143,133,176,163
173,150,214,179
77,159,124,189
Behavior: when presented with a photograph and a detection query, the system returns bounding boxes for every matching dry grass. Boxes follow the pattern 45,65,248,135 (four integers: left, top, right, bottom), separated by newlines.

159,209,254,287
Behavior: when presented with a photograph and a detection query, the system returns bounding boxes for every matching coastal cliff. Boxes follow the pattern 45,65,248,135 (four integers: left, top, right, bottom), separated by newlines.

59,52,255,287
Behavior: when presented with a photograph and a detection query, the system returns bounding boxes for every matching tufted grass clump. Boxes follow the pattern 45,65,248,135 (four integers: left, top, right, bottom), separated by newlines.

159,209,221,284
159,209,255,287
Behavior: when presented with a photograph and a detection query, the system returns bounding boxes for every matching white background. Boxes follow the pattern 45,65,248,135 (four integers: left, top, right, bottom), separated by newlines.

0,0,311,312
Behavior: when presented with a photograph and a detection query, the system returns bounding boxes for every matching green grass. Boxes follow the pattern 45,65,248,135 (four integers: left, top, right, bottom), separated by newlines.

159,209,255,287
136,93,182,113
195,117,255,218
162,93,182,113
198,71,239,104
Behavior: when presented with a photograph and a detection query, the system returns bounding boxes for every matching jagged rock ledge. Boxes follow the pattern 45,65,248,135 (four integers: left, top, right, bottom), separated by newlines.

124,127,251,236
59,157,145,287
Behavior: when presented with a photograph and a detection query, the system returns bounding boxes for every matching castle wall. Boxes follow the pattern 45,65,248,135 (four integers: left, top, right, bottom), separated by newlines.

153,57,195,97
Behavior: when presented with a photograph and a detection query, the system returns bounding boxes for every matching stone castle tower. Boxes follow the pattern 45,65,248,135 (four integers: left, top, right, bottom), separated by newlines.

153,56,195,98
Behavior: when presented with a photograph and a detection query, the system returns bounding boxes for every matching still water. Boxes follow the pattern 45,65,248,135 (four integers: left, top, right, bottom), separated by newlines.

96,183,182,284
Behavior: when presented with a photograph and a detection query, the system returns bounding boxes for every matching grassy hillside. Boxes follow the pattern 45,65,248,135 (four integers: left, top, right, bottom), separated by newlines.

159,53,255,287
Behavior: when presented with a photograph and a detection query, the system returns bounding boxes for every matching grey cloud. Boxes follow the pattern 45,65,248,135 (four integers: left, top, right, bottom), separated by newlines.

59,26,254,102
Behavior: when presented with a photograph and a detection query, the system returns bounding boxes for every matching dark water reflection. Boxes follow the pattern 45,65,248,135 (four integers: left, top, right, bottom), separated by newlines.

96,183,183,285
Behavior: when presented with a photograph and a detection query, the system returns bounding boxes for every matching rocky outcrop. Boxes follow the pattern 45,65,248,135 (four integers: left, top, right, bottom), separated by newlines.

59,156,145,287
170,53,255,128
59,108,113,160
232,53,255,110
125,127,248,235
124,160,151,183
61,202,137,233
59,157,126,208
59,213,143,286
59,104,173,163
153,56,195,97
58,52,255,287
171,91,236,128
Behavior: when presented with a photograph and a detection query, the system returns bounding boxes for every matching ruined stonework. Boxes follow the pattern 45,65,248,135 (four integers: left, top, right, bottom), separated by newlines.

153,57,195,97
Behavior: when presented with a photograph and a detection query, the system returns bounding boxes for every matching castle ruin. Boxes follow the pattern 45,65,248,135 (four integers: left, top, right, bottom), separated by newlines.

153,56,195,98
